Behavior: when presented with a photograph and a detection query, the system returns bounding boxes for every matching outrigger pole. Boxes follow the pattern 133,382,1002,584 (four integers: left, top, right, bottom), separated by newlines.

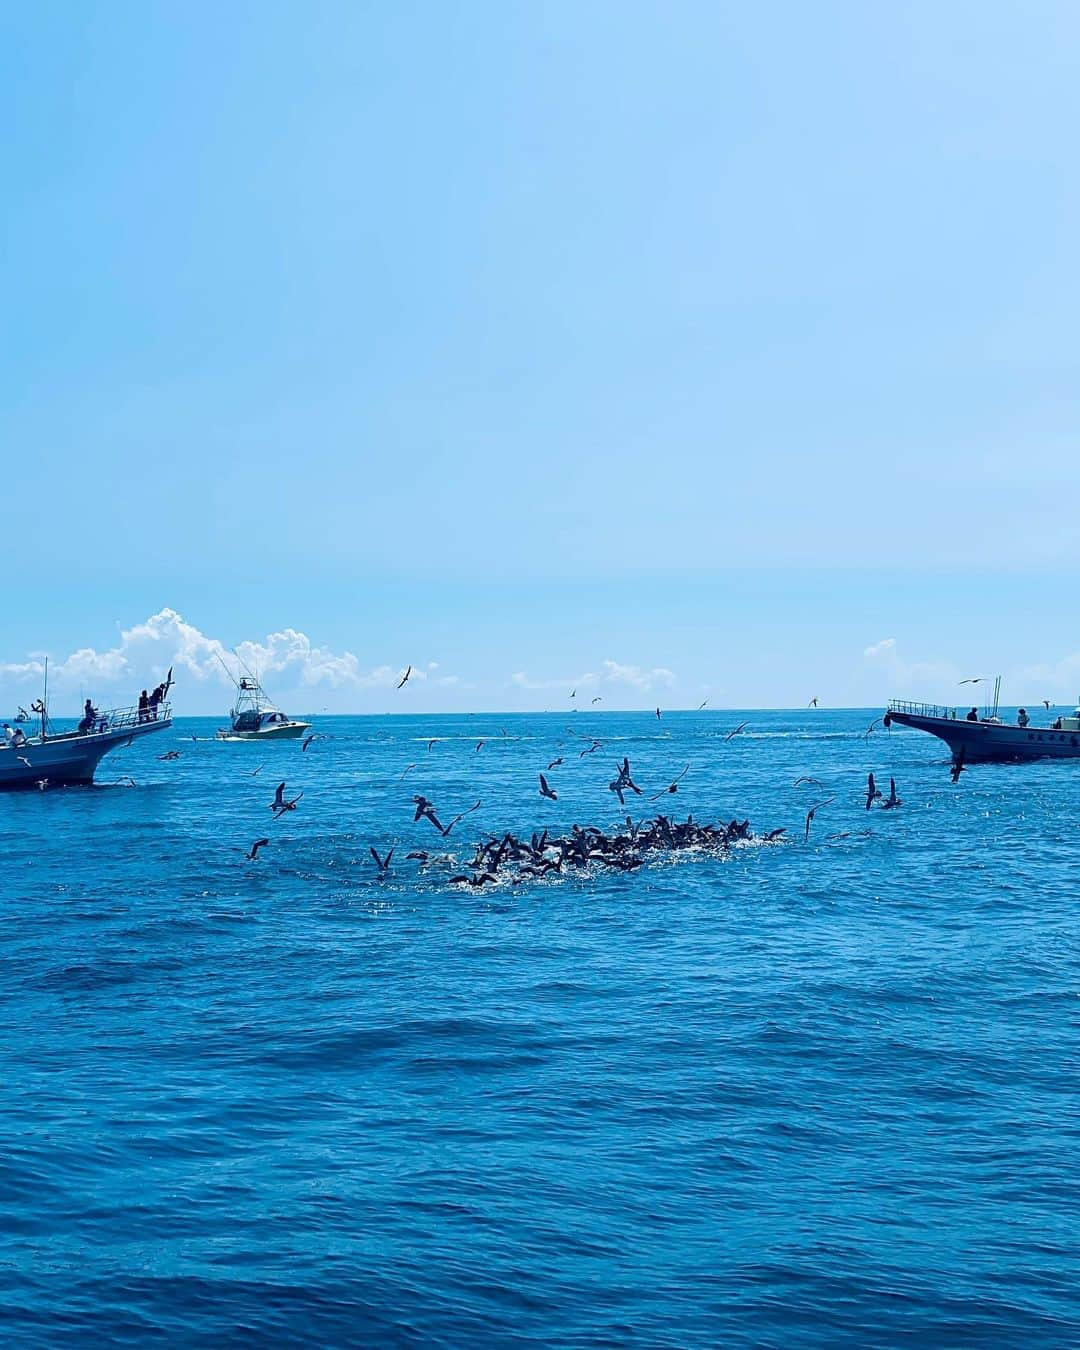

215,650,240,687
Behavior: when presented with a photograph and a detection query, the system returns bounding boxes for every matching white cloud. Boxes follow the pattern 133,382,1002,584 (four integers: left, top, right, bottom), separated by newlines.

1011,653,1080,702
510,659,676,695
510,671,584,692
0,608,436,697
859,637,959,695
598,659,675,691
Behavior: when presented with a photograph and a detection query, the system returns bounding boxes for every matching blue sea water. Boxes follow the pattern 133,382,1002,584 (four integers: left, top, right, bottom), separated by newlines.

1,708,1077,1346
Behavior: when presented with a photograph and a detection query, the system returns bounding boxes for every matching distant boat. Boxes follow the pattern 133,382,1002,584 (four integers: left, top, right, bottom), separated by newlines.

885,677,1080,762
217,674,310,742
0,696,172,789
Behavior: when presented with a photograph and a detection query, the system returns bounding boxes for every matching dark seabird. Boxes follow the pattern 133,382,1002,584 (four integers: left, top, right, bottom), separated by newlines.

397,666,412,690
369,846,395,872
539,774,558,800
808,697,819,707
950,748,965,784
601,856,644,872
608,757,642,806
157,749,181,760
547,757,564,770
865,772,881,810
792,776,825,788
244,838,270,861
412,795,446,832
724,722,749,743
881,778,902,809
270,781,304,816
648,764,689,800
442,800,482,836
804,797,834,841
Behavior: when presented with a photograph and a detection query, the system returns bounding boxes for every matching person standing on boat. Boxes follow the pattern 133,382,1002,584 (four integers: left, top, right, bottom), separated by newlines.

137,690,150,723
148,681,167,719
1017,708,1030,728
78,699,96,734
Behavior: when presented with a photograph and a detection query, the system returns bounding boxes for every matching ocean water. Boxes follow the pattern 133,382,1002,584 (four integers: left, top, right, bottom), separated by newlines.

1,708,1077,1346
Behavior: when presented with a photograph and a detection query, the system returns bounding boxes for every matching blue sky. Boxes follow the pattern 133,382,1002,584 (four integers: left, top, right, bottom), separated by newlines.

3,2,1080,713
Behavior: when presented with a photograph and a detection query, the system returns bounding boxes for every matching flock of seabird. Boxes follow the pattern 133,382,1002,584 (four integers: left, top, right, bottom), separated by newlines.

130,673,947,885
231,717,803,884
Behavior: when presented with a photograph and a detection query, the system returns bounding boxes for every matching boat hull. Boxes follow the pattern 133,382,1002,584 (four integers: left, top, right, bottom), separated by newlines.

886,711,1080,763
217,720,310,741
0,716,171,789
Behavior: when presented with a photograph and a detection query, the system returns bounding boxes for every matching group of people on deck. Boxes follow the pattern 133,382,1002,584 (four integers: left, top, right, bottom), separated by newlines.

964,705,1035,728
137,681,169,724
68,678,170,734
2,684,173,741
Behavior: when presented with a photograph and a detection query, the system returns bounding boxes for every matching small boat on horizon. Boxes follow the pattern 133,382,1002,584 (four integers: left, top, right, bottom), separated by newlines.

885,677,1080,763
216,669,310,742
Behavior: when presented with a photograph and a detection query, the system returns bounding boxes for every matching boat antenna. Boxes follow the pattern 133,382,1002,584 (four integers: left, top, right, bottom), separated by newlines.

232,648,259,686
42,656,48,741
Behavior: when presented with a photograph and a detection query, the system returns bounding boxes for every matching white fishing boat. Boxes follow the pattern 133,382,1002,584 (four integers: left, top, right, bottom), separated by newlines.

216,670,310,741
0,696,172,789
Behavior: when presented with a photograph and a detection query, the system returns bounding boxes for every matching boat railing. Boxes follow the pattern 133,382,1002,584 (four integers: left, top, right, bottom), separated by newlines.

43,701,173,739
888,699,956,719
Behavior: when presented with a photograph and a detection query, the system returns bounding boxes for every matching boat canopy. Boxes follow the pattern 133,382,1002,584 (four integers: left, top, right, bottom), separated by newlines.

231,708,291,732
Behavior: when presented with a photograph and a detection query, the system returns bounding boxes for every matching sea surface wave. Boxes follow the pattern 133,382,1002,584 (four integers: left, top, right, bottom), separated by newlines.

1,710,1077,1345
